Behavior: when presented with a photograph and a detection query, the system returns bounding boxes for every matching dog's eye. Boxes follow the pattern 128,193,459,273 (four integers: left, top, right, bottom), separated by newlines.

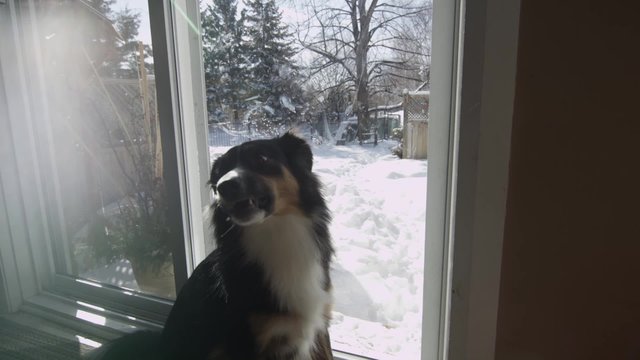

250,152,280,174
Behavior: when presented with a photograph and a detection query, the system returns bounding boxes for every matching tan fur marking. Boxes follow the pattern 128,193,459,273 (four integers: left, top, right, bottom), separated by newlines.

250,313,303,353
323,302,333,323
312,330,334,360
261,166,303,216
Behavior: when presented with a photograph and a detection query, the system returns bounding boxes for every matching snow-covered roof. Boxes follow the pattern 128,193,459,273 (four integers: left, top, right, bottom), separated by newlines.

369,102,403,112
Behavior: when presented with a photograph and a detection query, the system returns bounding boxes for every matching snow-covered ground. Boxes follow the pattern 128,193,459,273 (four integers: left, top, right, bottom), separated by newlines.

210,140,428,359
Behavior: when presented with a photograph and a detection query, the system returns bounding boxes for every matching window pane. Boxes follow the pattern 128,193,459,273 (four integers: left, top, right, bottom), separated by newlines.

33,0,176,299
201,0,431,357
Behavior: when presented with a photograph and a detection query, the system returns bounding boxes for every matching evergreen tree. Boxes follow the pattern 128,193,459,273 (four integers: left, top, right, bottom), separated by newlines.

89,4,151,79
201,0,248,123
111,7,152,79
243,0,301,126
89,0,115,17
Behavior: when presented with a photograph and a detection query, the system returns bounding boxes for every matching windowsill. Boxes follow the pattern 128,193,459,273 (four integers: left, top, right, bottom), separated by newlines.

19,292,373,360
21,292,162,342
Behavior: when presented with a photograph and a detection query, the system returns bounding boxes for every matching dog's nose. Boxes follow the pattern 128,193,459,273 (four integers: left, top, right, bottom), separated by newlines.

217,177,242,201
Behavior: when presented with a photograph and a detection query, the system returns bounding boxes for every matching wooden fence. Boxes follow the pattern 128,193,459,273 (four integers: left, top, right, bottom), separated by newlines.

402,91,429,159
403,121,428,159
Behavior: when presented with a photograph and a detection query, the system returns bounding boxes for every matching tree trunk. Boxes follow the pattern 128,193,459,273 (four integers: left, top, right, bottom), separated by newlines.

353,0,376,141
355,67,369,140
355,30,369,138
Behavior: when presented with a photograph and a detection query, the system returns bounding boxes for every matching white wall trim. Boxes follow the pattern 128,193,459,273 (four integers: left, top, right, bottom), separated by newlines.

447,0,521,359
0,0,58,311
422,0,465,358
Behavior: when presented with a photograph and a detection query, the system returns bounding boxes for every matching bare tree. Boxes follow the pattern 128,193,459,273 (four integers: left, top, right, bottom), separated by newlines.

390,1,432,90
295,0,429,138
302,59,353,118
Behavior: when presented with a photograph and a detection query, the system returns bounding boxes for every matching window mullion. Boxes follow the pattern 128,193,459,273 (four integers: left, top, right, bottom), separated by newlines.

147,0,193,292
167,0,213,271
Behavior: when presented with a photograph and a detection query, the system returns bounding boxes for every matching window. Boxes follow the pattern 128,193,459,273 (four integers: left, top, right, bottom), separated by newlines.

0,0,520,359
201,0,432,357
0,0,193,322
29,0,178,299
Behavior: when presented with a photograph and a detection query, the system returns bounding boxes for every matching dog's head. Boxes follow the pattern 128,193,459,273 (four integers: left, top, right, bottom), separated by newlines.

209,132,315,226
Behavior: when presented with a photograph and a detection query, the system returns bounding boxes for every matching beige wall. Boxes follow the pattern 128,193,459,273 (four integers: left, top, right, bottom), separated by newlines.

496,0,640,359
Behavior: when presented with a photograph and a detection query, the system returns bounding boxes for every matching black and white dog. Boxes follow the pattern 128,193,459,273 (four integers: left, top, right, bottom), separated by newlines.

94,133,334,360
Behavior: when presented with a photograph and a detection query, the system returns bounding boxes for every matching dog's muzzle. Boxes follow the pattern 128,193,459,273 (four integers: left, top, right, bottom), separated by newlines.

215,169,274,226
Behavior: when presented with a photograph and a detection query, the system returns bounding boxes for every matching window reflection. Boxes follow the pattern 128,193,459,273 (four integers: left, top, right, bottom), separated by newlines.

33,0,175,298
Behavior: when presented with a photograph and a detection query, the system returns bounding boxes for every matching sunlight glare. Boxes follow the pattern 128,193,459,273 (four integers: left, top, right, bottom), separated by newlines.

75,310,106,326
76,301,105,312
75,279,103,288
75,335,103,349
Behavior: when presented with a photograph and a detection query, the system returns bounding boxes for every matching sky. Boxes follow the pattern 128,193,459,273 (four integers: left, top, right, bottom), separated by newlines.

110,0,304,48
111,0,153,45
107,0,315,69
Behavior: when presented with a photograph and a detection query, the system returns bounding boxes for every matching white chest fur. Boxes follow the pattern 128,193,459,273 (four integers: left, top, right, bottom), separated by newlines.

241,215,331,358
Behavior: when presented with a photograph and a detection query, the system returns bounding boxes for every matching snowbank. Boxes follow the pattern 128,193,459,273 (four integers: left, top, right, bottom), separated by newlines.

312,143,426,359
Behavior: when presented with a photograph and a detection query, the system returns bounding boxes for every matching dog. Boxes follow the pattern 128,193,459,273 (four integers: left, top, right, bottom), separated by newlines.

92,132,334,360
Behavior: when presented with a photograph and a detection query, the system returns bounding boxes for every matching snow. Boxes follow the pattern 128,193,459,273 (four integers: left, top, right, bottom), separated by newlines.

263,104,275,115
82,259,138,290
210,140,427,359
280,95,296,113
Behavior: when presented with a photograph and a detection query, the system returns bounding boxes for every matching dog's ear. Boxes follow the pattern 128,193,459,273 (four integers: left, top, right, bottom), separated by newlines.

278,132,313,172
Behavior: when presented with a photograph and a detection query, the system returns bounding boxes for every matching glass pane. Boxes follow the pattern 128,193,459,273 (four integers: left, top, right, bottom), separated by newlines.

33,0,175,299
201,0,432,357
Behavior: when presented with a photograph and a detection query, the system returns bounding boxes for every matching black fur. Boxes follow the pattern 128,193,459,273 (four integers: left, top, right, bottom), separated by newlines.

91,133,333,360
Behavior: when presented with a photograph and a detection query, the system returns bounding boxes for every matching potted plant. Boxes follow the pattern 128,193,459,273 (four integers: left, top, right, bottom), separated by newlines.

87,175,175,298
85,55,176,297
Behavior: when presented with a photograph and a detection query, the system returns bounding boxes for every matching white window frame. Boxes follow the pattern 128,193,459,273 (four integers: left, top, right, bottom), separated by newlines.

168,0,214,269
436,0,521,359
0,0,521,358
